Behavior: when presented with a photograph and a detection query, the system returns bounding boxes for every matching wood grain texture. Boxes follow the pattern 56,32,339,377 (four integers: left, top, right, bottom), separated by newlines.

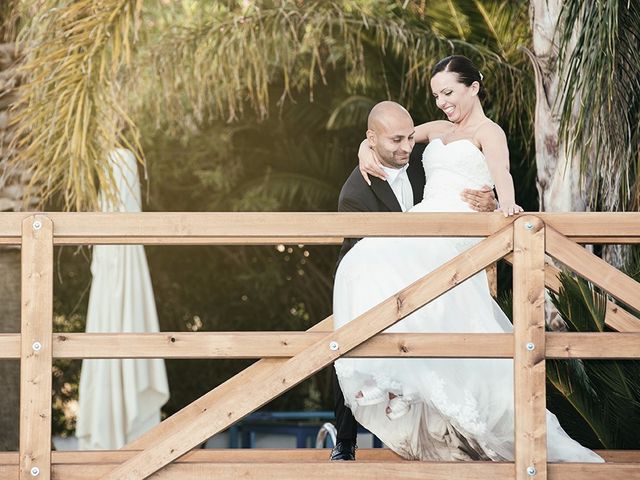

123,315,332,451
48,332,513,359
100,226,513,479
19,215,53,480
546,226,640,313
0,459,638,480
6,331,638,360
0,333,20,358
0,449,637,465
513,216,547,480
2,212,640,245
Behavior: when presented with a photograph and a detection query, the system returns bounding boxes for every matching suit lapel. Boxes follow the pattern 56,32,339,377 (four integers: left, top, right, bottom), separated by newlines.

370,177,402,212
407,168,423,205
407,143,426,204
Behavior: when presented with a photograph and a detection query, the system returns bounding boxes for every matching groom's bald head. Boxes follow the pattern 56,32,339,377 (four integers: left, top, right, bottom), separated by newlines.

366,101,415,169
367,101,413,132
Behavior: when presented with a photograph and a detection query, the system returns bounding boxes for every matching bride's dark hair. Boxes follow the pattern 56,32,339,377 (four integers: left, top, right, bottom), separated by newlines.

431,55,486,101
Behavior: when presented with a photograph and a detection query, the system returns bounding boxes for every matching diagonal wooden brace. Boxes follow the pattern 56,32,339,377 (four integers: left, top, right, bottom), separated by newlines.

102,224,514,479
546,226,640,314
503,253,640,332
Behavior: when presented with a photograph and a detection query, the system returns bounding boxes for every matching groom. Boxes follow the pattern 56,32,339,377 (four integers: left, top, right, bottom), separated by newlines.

330,101,496,461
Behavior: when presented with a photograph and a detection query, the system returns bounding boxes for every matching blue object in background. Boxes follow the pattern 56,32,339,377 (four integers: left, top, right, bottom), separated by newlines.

227,411,382,448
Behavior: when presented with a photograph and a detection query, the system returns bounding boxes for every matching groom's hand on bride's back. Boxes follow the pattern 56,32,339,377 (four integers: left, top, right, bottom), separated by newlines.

461,185,497,212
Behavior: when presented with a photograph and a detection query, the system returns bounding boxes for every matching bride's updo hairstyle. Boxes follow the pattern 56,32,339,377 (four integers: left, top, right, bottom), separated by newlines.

431,55,486,101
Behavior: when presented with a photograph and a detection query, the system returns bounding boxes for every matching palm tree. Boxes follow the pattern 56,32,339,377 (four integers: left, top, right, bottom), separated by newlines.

528,0,640,264
0,1,31,451
7,0,143,211
0,0,141,447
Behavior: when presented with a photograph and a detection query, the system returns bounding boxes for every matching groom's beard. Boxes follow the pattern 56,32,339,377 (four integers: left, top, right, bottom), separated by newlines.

386,154,409,169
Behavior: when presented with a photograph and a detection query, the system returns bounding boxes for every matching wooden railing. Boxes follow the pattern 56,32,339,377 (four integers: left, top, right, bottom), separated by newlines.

0,212,639,480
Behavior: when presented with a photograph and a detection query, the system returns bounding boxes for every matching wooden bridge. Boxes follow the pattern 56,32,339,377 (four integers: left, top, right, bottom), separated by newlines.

0,212,639,479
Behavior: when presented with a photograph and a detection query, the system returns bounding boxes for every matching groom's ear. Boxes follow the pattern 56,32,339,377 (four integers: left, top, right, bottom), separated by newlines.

366,129,377,147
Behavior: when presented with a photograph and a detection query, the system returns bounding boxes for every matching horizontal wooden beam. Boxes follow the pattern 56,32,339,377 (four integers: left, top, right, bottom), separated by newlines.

570,237,640,244
0,462,511,480
1,212,640,245
0,333,19,358
546,333,640,358
0,212,512,244
0,457,638,480
3,332,640,359
0,449,637,464
2,235,636,246
51,332,516,359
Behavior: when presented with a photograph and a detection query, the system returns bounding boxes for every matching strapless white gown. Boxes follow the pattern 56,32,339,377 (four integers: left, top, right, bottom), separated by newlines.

333,139,603,462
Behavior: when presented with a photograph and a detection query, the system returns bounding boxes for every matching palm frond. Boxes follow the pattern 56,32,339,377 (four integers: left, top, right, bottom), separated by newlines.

143,0,517,127
557,1,640,211
0,0,21,41
326,95,375,130
8,0,142,211
548,272,640,448
550,271,606,332
233,171,340,212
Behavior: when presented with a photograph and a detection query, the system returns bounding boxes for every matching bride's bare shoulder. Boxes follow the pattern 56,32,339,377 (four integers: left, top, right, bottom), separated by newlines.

476,120,506,143
415,120,452,142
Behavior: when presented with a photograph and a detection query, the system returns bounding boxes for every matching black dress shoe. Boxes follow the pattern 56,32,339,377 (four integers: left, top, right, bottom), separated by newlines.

330,440,357,461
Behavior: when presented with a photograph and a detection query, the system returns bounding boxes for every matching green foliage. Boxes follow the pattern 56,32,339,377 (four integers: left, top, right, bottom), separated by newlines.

548,272,640,448
557,1,640,211
142,0,533,135
9,0,536,212
9,0,144,211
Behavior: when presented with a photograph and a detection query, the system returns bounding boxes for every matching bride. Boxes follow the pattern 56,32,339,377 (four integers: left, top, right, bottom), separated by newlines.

333,55,603,462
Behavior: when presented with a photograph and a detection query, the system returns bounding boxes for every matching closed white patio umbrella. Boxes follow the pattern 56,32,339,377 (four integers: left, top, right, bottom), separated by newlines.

76,149,169,450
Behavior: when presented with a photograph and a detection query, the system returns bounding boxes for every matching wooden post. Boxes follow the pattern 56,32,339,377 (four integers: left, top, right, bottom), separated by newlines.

19,215,53,480
513,216,547,480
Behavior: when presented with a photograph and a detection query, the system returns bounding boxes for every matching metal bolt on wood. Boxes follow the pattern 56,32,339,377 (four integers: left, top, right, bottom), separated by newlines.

329,341,339,351
32,341,42,352
30,467,40,477
526,466,537,476
526,342,535,351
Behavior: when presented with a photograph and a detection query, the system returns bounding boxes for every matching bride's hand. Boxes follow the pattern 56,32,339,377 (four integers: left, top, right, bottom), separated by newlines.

496,203,524,217
358,140,387,186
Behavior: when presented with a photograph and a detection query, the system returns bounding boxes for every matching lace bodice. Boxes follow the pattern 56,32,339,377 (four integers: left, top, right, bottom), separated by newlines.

412,138,494,213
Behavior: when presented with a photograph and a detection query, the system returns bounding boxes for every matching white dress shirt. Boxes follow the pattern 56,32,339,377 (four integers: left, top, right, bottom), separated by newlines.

381,164,414,211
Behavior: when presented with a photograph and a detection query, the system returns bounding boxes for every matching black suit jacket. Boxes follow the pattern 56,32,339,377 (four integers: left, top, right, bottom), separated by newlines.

336,144,427,265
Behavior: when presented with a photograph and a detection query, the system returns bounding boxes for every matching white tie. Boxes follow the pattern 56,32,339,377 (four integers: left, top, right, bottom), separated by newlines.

398,171,413,211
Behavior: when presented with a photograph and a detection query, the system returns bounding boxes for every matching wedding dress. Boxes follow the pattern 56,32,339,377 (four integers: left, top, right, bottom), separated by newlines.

333,138,603,462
